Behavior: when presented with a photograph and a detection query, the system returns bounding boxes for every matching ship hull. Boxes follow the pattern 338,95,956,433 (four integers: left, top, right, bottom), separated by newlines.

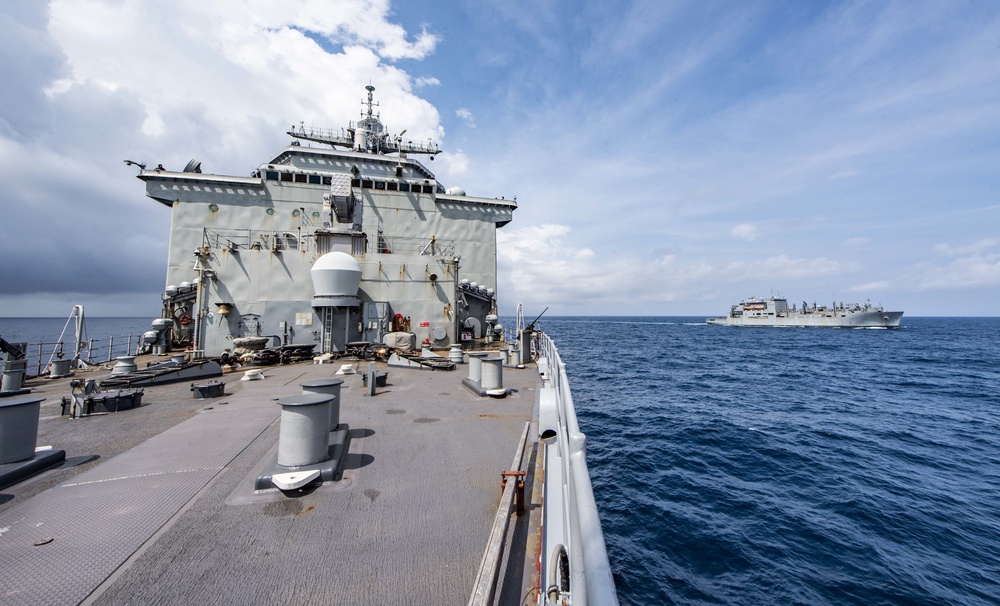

707,310,903,328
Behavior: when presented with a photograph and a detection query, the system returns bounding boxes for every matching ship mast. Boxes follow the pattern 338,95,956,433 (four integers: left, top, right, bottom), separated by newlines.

286,85,441,158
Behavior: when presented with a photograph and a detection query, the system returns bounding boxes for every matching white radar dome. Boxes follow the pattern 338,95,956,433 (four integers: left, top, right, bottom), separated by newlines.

311,252,362,307
445,187,466,196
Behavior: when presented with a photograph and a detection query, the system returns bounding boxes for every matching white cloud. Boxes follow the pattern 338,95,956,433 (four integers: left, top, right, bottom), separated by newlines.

931,239,997,257
911,253,1000,290
723,255,853,281
43,2,445,160
848,281,891,292
0,0,447,315
731,223,758,241
435,150,470,181
455,107,475,128
861,240,1000,293
413,76,440,88
496,224,856,314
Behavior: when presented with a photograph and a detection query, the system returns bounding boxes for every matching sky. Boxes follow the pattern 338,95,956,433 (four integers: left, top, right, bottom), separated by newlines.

1,0,998,318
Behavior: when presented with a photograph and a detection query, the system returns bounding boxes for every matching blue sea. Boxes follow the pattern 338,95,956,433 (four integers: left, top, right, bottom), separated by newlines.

538,316,1000,606
4,315,998,604
0,317,153,375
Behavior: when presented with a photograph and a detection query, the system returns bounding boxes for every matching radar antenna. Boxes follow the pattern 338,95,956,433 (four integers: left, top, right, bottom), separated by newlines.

363,84,379,120
286,86,441,158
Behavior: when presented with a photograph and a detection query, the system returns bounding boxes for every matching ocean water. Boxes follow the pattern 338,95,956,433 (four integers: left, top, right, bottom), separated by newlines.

4,315,998,604
538,317,1000,606
0,316,153,374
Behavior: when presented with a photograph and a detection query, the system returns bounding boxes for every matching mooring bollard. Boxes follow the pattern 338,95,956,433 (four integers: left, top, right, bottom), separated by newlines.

0,396,44,464
276,393,332,467
2,358,27,391
468,352,488,383
481,356,504,391
368,362,377,396
111,355,137,375
448,343,464,364
301,378,343,430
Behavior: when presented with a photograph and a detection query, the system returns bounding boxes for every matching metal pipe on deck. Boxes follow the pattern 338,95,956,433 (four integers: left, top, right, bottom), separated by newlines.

467,421,530,606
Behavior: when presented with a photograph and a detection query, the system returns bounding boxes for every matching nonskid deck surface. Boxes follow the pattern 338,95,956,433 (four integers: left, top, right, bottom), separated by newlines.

0,359,538,606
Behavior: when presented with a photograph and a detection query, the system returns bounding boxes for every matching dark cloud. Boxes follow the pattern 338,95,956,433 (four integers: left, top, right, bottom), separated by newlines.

0,2,67,141
49,79,148,158
0,157,168,295
0,7,166,301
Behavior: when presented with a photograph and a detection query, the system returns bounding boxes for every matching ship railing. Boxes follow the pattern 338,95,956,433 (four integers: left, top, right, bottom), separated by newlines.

203,228,315,253
287,124,354,146
200,228,456,259
369,234,456,258
4,335,144,378
537,333,619,605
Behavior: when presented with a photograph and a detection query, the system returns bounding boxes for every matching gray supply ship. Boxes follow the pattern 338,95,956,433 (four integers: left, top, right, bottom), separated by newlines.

706,296,904,328
0,87,618,605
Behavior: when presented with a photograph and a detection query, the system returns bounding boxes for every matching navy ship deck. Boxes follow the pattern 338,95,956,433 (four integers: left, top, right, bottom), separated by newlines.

0,356,541,605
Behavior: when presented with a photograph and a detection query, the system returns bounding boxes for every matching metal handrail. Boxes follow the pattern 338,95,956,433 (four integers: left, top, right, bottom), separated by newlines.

4,336,142,378
538,333,618,605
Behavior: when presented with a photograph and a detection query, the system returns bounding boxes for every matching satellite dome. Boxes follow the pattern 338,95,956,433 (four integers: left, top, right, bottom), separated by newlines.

311,252,362,307
445,187,466,196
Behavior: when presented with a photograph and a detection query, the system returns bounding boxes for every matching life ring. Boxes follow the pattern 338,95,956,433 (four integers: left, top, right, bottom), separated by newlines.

178,314,193,326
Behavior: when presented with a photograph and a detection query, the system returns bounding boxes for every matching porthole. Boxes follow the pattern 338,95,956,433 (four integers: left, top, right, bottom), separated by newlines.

292,209,301,217
312,211,320,218
208,203,219,212
266,208,275,215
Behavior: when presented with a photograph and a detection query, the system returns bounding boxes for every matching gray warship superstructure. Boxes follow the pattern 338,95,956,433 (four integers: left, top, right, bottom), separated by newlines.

138,84,512,358
707,296,903,328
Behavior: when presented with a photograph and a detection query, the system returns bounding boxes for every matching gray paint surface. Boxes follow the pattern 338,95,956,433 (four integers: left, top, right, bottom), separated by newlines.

0,360,538,605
